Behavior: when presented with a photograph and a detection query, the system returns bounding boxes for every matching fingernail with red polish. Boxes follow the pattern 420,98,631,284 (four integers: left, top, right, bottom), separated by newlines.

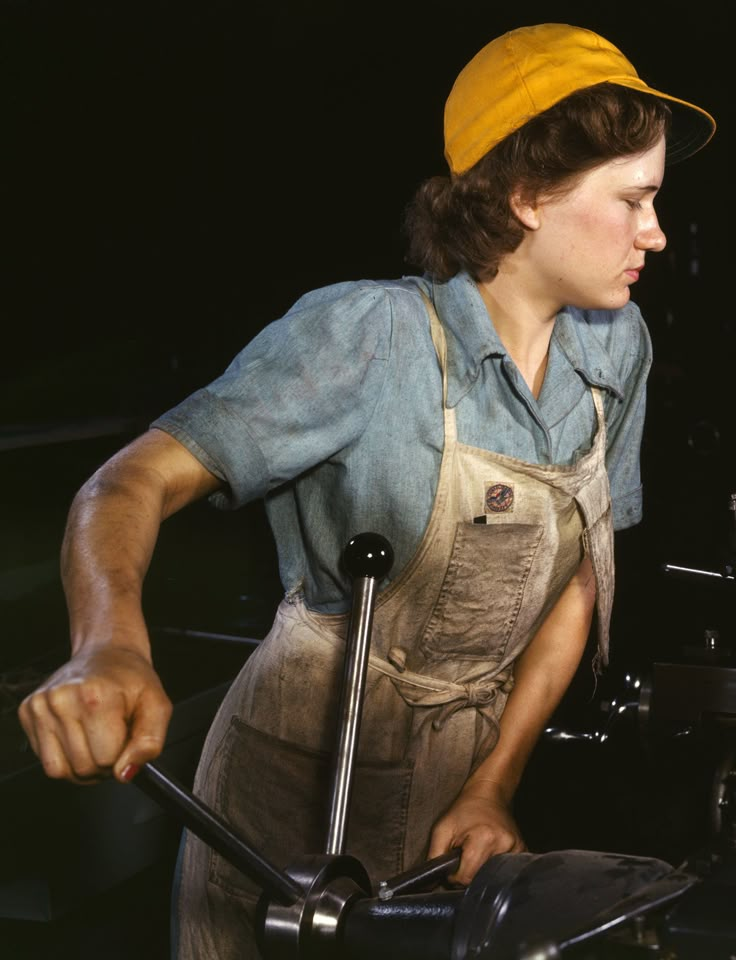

121,763,140,782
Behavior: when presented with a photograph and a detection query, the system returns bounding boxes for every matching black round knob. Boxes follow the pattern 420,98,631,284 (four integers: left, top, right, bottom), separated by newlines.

343,532,394,581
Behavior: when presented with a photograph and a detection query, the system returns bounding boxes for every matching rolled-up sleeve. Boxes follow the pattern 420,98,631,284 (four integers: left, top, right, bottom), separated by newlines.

152,281,393,508
603,306,653,530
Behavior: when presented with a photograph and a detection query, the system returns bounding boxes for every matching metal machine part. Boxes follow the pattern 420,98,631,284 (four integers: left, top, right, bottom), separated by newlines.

710,743,736,854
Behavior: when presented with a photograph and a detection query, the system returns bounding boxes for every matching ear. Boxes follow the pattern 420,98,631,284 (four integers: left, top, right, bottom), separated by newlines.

510,189,541,231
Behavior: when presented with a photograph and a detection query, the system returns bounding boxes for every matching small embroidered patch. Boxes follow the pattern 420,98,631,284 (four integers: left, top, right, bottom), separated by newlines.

485,482,514,513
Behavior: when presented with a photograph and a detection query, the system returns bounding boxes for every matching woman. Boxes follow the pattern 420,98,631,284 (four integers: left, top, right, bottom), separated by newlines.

19,22,715,959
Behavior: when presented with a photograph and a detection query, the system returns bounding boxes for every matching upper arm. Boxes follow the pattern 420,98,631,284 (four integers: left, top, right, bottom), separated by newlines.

89,428,224,520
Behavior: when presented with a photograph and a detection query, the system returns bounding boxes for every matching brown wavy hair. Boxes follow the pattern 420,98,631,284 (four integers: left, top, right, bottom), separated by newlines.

403,83,671,283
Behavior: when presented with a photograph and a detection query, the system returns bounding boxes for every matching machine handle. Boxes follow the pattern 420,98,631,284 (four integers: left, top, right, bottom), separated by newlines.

133,533,394,903
325,532,394,856
135,761,304,906
378,847,462,900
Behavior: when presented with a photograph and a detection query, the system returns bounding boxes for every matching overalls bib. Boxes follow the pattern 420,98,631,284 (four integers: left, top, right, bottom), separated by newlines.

175,293,614,960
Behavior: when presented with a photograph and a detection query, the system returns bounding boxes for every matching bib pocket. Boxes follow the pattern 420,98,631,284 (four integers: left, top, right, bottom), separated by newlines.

420,520,544,662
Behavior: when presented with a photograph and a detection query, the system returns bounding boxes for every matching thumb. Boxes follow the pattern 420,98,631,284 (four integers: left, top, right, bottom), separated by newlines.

113,686,172,782
428,819,458,861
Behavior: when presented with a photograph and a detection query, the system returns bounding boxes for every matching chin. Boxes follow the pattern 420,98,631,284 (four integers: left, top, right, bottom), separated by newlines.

569,289,632,311
598,287,632,310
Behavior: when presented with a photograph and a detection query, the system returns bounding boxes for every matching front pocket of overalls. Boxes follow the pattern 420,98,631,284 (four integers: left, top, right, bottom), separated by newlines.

420,520,544,661
207,716,415,897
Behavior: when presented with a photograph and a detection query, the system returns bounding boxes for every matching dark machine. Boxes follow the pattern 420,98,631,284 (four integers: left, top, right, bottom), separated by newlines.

134,519,736,960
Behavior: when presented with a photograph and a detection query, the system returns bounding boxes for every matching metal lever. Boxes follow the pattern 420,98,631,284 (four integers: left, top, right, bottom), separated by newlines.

662,563,734,583
132,532,393,902
326,532,394,856
135,761,304,905
378,847,462,900
662,491,736,584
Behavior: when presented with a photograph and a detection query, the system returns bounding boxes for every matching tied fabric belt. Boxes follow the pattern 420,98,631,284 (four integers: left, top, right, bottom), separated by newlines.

370,647,515,732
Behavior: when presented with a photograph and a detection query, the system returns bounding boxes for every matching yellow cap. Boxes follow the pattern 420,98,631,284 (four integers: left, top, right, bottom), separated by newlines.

444,23,716,174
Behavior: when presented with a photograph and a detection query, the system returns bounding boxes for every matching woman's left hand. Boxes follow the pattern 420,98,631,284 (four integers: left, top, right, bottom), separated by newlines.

427,786,526,886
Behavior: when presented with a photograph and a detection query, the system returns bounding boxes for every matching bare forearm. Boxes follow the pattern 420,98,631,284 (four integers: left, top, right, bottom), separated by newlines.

61,430,221,658
61,466,167,658
18,429,222,783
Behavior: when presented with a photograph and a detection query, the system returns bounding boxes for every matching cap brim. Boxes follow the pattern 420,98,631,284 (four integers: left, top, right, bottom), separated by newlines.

663,99,717,163
610,77,716,163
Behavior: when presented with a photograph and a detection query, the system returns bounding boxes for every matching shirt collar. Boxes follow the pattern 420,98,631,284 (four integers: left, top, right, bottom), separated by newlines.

551,309,624,400
430,273,624,406
431,273,503,408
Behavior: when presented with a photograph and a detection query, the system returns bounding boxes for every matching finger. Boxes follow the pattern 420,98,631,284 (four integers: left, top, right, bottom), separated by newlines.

19,690,79,779
17,695,42,757
21,681,118,781
454,840,492,886
113,686,173,780
32,698,113,781
427,821,458,861
45,682,129,773
34,713,93,782
84,705,130,768
36,728,76,780
65,716,122,781
454,826,526,885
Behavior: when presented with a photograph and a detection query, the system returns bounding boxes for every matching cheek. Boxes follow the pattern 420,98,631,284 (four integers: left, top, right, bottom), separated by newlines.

572,210,631,259
576,206,614,236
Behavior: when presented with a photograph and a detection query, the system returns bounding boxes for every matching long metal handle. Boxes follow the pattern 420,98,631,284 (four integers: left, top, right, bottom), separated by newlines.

135,761,304,905
134,533,393,909
325,533,394,856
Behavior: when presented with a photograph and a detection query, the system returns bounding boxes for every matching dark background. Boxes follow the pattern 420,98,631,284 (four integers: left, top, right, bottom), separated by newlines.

0,2,733,958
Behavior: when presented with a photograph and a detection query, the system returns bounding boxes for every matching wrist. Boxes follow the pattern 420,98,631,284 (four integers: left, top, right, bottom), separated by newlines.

69,609,152,661
462,774,515,806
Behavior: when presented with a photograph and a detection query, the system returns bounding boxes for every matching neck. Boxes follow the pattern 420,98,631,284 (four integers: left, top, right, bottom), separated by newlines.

476,278,557,399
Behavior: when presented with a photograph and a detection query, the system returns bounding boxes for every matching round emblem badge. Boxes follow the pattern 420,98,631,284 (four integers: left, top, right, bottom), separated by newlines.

485,483,514,513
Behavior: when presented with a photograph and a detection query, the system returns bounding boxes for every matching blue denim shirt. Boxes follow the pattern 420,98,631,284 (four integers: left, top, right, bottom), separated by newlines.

153,272,652,612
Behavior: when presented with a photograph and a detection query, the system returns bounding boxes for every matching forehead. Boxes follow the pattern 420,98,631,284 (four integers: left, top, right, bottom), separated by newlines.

537,137,666,206
575,138,667,192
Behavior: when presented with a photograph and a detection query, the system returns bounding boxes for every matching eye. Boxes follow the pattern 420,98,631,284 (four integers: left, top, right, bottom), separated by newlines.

625,199,643,210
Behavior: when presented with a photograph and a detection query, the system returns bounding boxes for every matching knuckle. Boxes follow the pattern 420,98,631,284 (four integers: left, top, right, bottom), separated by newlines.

148,687,173,716
78,681,108,711
476,824,499,845
45,684,79,712
134,733,166,760
23,690,49,718
40,755,68,780
46,679,110,715
17,699,32,727
74,758,102,780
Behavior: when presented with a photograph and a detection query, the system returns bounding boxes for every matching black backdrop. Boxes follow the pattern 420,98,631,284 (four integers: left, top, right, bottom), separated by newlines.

0,0,733,666
0,7,733,953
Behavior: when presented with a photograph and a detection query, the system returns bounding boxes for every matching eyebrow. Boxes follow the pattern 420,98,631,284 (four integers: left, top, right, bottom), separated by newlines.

627,183,661,195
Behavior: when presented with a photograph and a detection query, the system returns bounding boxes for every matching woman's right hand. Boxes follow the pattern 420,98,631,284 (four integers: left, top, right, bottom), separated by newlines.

18,429,220,786
18,645,173,784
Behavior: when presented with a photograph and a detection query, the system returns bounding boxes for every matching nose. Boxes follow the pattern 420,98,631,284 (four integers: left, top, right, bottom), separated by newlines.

636,213,667,253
